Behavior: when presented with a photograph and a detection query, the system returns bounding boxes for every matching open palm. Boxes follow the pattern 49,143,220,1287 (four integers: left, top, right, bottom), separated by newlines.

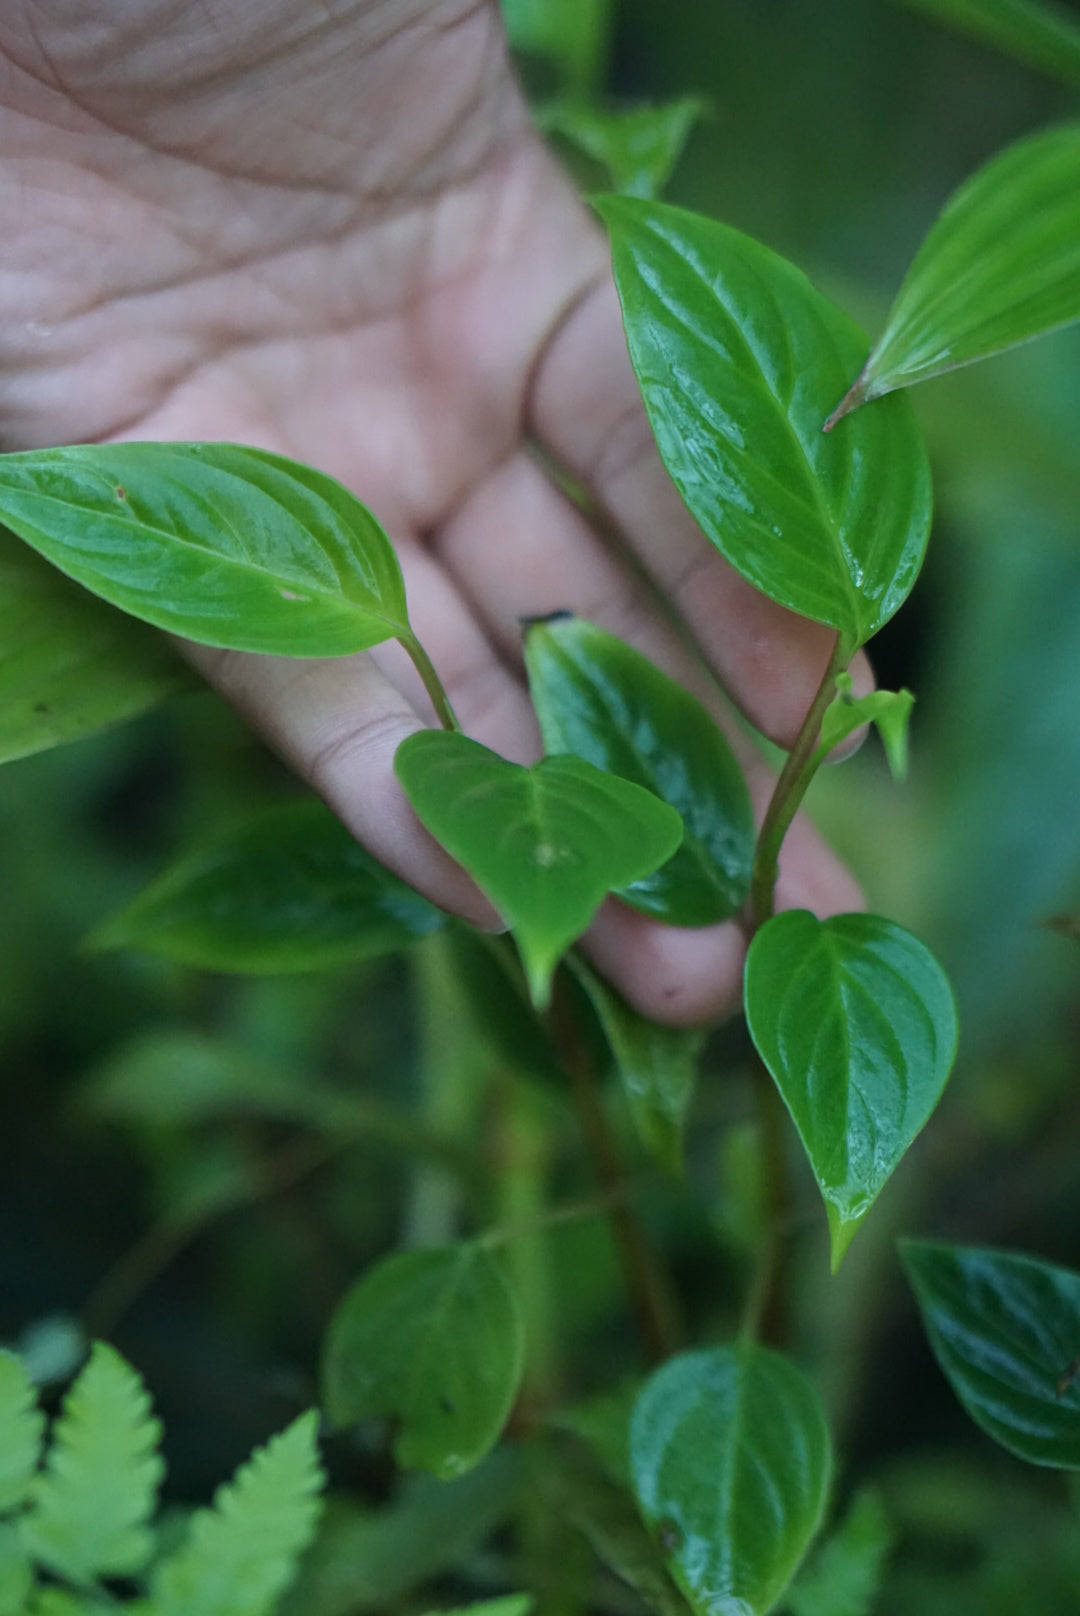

0,0,864,1022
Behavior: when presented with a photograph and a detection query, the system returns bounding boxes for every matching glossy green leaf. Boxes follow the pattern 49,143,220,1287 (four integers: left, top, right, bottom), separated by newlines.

596,195,932,647
524,614,753,926
817,672,914,781
567,954,703,1177
630,1345,832,1616
322,1243,525,1480
0,1351,44,1515
0,443,410,656
91,798,443,972
833,124,1080,417
539,97,704,198
890,0,1080,90
394,731,683,1007
902,1241,1080,1468
786,1489,893,1616
0,1523,33,1616
21,1343,163,1583
0,529,189,765
745,912,958,1267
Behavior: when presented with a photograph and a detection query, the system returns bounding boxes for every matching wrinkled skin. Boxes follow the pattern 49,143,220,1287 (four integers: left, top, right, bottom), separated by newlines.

0,0,867,1024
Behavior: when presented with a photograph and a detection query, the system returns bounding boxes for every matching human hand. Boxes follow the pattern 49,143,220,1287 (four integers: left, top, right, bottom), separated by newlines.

0,0,867,1023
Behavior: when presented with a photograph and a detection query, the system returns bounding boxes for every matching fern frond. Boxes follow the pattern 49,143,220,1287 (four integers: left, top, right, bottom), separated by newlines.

146,1410,324,1616
0,1351,44,1515
19,1342,163,1584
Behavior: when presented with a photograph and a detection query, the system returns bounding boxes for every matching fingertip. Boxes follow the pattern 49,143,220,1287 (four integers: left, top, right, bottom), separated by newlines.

582,902,746,1027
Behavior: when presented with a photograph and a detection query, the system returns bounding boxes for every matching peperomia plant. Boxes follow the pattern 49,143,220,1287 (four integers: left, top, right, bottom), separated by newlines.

3,7,1080,1612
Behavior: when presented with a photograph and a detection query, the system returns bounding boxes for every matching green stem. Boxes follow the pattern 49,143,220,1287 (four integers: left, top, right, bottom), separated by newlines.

400,631,461,732
749,631,852,929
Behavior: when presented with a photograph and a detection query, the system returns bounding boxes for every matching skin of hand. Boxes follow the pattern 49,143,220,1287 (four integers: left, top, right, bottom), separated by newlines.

0,0,868,1025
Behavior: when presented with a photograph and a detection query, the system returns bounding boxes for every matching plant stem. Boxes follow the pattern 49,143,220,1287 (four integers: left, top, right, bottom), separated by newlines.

400,631,461,732
548,974,677,1365
749,630,851,928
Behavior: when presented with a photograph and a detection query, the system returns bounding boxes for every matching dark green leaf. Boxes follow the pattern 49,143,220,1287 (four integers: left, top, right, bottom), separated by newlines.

0,528,189,765
91,798,443,972
834,124,1080,416
817,672,914,781
524,614,753,926
596,195,932,647
539,97,705,198
745,912,958,1266
785,1489,893,1616
395,732,683,1007
630,1345,832,1616
567,954,703,1177
322,1243,525,1480
902,1241,1080,1468
889,0,1080,90
0,1351,44,1514
0,443,409,656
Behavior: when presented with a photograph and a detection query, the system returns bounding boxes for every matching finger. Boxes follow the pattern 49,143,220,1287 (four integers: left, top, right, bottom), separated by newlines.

526,274,875,744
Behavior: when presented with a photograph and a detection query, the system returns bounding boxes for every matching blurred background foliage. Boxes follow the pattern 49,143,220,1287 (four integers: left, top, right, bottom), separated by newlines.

2,1,1079,1611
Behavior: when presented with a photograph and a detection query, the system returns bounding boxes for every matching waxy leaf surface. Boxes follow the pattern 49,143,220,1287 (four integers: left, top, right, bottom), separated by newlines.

0,443,409,655
395,731,683,1006
568,954,703,1177
891,0,1080,91
842,123,1080,411
745,912,957,1266
525,614,753,926
92,798,444,972
0,529,189,764
902,1241,1080,1468
817,673,914,781
322,1244,524,1480
597,195,932,646
630,1345,832,1616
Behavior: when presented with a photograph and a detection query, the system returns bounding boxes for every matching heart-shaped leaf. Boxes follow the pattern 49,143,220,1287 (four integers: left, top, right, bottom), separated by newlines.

892,0,1080,88
524,614,753,926
817,673,914,781
322,1243,525,1480
596,195,932,648
567,954,703,1177
539,96,705,199
630,1345,832,1616
0,442,410,656
0,526,189,764
91,799,444,972
902,1241,1080,1469
745,912,958,1266
394,731,683,1007
832,122,1080,418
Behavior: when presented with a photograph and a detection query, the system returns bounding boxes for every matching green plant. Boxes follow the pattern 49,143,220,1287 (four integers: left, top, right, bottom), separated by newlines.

2,2,1080,1613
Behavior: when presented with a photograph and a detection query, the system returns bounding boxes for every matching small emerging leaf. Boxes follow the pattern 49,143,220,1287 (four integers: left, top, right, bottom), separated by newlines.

21,1342,163,1584
539,97,705,198
322,1244,525,1480
832,123,1080,417
0,529,189,765
786,1489,893,1616
890,0,1080,91
630,1345,832,1616
524,614,753,926
0,443,410,657
817,672,914,781
745,912,958,1266
148,1411,323,1616
568,954,703,1177
395,731,682,1007
902,1241,1080,1468
0,1351,44,1514
597,195,932,647
91,798,444,973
